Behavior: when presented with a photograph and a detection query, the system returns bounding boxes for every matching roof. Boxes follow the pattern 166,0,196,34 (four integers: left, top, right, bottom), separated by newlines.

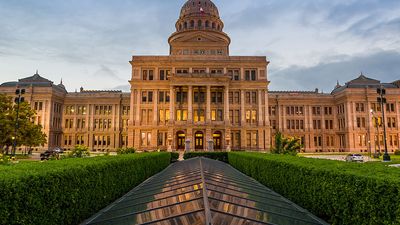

331,74,398,94
0,72,67,93
82,157,328,225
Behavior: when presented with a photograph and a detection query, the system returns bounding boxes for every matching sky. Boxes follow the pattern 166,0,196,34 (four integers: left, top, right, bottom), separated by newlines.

0,0,399,92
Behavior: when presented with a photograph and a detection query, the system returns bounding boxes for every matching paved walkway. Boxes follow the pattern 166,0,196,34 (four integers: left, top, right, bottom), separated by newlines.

82,158,329,225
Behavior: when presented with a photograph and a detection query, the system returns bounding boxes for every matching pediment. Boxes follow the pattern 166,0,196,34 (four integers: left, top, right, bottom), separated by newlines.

171,32,226,44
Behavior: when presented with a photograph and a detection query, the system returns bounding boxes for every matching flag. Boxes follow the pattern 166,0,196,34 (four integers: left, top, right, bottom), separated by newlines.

200,7,204,14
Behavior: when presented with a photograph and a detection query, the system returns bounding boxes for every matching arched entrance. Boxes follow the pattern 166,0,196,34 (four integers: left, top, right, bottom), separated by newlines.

213,131,222,150
176,131,185,150
195,131,204,151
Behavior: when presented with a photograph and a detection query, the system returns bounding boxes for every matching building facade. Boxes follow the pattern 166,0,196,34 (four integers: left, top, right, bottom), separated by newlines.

1,0,399,153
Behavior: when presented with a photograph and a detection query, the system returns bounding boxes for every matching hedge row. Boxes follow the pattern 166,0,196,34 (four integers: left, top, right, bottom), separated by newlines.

183,152,228,162
228,152,400,225
0,153,171,225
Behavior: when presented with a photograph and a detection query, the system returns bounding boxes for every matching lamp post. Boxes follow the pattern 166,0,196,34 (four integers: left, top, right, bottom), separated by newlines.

13,87,25,156
377,86,390,162
370,109,380,158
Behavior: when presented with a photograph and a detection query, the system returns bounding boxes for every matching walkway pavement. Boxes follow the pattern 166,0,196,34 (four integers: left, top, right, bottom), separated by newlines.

82,157,329,225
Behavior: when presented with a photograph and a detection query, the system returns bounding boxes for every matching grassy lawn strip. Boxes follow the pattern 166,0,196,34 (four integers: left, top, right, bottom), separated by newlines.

228,152,400,225
0,153,171,225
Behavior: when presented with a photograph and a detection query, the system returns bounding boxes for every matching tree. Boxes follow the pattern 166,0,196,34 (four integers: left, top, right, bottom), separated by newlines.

0,93,47,155
271,132,302,156
68,145,90,158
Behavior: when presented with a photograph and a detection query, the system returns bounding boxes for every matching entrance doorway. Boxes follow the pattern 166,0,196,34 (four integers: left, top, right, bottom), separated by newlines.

195,131,204,150
213,131,222,150
177,131,185,150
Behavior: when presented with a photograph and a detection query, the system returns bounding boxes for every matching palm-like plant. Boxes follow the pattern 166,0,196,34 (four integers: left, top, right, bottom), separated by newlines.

271,132,302,156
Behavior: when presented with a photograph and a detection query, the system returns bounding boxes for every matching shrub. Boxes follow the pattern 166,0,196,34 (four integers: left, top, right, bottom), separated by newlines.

68,145,90,158
183,152,228,162
394,150,400,155
116,147,136,155
170,152,179,163
0,152,170,225
271,132,301,156
228,152,400,225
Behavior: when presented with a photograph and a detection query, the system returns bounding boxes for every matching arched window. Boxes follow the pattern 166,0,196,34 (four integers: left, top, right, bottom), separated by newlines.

184,22,188,29
179,24,182,31
217,24,220,30
190,20,195,28
205,21,209,28
198,20,202,28
212,22,216,29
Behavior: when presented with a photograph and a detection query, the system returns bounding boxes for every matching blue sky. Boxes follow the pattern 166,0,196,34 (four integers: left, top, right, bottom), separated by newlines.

0,0,399,92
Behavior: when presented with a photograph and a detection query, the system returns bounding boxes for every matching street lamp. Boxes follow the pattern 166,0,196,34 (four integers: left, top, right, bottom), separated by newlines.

377,86,390,162
12,87,25,156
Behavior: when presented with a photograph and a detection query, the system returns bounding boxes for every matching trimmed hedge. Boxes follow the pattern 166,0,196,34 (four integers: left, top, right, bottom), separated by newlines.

228,152,400,225
170,152,180,163
0,153,170,225
183,152,228,162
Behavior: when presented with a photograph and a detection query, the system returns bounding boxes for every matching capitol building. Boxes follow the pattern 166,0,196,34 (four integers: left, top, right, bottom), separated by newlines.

1,0,399,153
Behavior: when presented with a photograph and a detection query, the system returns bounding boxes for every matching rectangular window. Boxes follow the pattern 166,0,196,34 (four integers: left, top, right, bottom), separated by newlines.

176,91,188,103
194,109,205,122
142,92,147,103
176,68,189,74
159,109,165,123
228,69,240,80
235,110,240,124
245,69,257,81
159,69,170,80
176,109,188,121
246,92,251,104
148,91,153,103
251,110,257,124
234,92,240,104
251,92,257,104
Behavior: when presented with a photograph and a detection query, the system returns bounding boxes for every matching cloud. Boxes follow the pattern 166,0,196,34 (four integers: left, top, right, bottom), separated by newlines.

269,50,400,92
93,65,124,82
0,0,399,92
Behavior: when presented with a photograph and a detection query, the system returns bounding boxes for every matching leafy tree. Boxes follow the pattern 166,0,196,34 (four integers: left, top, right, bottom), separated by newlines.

0,94,47,154
271,132,302,156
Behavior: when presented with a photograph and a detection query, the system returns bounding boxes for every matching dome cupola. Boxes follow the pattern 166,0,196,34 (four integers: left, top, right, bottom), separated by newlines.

180,0,220,19
169,0,230,56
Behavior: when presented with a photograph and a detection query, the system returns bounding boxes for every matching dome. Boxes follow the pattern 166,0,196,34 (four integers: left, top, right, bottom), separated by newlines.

180,0,220,18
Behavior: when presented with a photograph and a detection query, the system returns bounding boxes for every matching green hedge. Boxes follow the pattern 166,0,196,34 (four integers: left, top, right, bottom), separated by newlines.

183,152,228,162
228,152,400,225
0,153,170,225
170,152,180,163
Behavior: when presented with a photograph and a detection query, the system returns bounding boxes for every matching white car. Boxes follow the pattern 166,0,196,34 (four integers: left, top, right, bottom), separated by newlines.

346,154,364,162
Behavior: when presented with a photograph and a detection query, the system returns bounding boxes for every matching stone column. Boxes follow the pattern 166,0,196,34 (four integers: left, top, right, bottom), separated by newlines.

188,86,193,123
128,90,135,148
258,90,263,125
169,86,175,123
135,89,141,125
153,90,158,125
240,90,245,125
206,85,211,122
224,86,230,124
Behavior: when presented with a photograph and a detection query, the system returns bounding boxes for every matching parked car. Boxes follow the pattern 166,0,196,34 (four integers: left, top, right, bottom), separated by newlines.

40,148,63,160
52,147,64,154
345,154,364,162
